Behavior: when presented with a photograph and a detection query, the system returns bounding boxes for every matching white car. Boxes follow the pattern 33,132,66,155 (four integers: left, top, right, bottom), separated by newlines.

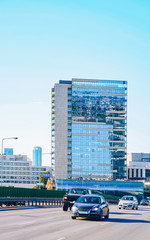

118,195,138,210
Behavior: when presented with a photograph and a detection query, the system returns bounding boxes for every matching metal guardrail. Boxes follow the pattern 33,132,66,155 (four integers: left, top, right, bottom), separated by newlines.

0,197,63,207
0,197,119,208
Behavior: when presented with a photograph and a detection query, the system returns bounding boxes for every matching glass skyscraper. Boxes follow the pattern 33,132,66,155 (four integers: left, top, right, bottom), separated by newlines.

33,146,42,166
4,148,13,155
51,79,127,180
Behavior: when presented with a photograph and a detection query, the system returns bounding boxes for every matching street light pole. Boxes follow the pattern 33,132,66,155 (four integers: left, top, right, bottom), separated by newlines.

1,137,18,155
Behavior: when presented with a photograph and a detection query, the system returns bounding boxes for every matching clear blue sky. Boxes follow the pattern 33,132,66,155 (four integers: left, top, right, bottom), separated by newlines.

0,0,150,166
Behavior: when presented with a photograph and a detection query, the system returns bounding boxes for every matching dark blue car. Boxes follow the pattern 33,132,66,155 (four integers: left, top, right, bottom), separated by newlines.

71,194,109,220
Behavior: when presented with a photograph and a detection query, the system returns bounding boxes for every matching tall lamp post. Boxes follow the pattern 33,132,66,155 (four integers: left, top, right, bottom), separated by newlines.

1,137,18,155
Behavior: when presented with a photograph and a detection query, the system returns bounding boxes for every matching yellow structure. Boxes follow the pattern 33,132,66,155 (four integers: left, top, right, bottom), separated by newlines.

46,178,55,190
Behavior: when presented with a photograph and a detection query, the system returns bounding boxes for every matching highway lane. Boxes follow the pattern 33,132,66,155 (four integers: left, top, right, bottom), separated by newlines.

0,205,150,240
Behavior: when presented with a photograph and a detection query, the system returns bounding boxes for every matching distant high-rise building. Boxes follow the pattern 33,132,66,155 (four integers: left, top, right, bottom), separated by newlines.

51,79,127,180
4,148,13,155
33,147,42,166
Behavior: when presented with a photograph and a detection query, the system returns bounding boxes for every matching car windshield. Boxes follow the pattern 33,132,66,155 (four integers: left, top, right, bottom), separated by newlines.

77,196,101,204
69,189,88,194
122,196,134,201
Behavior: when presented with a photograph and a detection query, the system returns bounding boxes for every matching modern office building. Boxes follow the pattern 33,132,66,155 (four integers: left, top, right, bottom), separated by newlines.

33,146,42,166
0,154,50,188
127,153,150,180
51,79,127,180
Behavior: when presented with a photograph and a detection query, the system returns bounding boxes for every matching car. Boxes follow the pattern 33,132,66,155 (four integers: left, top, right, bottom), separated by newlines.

71,194,109,220
140,197,150,205
118,195,138,210
62,188,92,211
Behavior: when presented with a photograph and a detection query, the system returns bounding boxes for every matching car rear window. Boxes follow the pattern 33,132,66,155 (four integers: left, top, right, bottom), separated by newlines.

122,196,134,201
69,189,88,194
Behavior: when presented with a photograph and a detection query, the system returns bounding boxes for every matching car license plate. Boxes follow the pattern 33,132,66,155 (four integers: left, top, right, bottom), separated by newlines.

78,210,89,214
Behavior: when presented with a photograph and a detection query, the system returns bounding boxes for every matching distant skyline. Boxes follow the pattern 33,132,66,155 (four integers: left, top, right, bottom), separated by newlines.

0,0,150,166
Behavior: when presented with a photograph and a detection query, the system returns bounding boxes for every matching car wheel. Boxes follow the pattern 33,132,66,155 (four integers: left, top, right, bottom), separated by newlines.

72,216,76,219
119,207,121,209
105,210,109,220
63,204,68,211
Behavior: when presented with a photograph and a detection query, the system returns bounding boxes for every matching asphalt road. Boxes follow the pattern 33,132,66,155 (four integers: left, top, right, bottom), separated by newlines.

0,205,150,240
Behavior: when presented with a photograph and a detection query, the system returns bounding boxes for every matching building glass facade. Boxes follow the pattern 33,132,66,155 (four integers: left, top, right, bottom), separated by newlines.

72,123,112,178
4,148,13,155
52,79,127,180
33,147,42,167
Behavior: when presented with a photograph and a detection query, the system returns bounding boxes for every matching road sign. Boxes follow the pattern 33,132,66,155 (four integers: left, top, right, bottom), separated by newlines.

43,173,51,178
37,183,44,186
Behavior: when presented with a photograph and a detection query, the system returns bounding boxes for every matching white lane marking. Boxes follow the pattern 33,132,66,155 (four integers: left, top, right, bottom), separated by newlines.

18,221,36,226
57,238,66,240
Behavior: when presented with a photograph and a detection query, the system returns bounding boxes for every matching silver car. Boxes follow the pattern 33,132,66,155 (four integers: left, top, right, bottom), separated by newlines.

118,195,138,210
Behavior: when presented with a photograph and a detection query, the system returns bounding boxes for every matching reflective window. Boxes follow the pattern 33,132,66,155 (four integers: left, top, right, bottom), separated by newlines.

77,196,101,204
71,80,127,179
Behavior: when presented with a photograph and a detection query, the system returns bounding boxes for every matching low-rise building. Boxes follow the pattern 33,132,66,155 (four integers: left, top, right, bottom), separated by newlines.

0,154,50,188
127,153,150,180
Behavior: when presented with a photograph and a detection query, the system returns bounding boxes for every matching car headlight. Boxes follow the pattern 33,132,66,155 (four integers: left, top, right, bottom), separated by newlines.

72,206,78,213
92,207,99,211
64,196,67,200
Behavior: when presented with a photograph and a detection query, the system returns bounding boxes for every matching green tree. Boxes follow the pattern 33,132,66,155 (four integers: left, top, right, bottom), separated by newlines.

40,171,50,188
33,185,39,189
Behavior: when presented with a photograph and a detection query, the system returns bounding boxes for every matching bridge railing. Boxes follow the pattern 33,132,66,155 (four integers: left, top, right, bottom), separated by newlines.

0,197,63,207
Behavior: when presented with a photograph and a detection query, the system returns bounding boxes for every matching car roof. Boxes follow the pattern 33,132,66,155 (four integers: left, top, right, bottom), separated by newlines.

122,195,135,197
80,194,101,198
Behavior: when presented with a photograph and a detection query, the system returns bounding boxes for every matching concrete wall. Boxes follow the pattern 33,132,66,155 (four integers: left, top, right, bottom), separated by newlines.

54,83,71,179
